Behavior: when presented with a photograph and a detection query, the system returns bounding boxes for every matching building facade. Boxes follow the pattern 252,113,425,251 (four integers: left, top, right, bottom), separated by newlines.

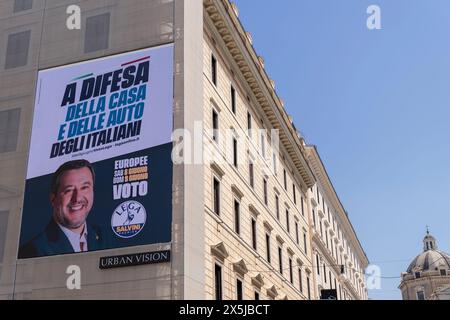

0,0,368,300
400,232,450,300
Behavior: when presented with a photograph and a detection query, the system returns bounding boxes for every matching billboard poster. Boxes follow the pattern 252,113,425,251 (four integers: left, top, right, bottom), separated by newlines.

18,44,173,259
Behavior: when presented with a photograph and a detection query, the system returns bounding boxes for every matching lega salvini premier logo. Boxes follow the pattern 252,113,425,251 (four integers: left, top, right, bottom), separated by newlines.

111,200,147,239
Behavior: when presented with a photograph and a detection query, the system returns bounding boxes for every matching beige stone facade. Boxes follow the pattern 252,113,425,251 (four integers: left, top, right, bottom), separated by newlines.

0,0,368,300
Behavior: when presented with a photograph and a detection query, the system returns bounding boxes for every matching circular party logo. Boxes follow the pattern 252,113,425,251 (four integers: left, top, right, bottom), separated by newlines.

111,200,147,239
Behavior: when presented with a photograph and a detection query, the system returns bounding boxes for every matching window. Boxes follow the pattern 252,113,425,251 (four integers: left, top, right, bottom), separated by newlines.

307,277,311,300
295,222,299,245
5,30,30,69
320,220,323,238
231,85,236,114
263,178,268,206
415,272,421,279
254,292,260,300
324,265,327,283
303,232,308,254
312,208,316,226
285,209,290,233
317,186,320,204
278,247,283,274
293,184,297,205
260,132,266,158
236,279,243,300
13,0,32,13
266,234,271,264
234,200,240,235
251,219,257,251
233,137,238,168
247,112,252,137
298,269,303,293
272,153,277,176
0,108,21,153
211,54,217,86
0,211,9,263
329,271,332,289
85,13,110,53
325,230,329,249
289,258,293,284
249,160,254,188
275,195,280,220
283,169,287,190
316,255,320,275
215,264,222,300
441,270,447,276
301,197,304,216
417,290,425,301
212,109,219,142
213,178,220,215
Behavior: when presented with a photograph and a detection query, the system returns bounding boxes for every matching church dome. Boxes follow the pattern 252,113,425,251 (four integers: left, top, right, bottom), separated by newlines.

406,231,450,273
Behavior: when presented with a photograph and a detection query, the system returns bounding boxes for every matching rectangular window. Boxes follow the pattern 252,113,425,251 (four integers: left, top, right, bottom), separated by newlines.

298,269,303,293
249,160,254,188
325,230,329,249
278,247,283,275
260,132,266,158
312,208,316,226
316,255,320,275
212,109,219,142
295,222,299,245
0,211,9,263
324,265,327,283
215,264,222,300
307,277,311,300
301,197,304,216
275,195,280,220
247,112,252,137
272,153,277,176
213,178,220,215
85,13,110,53
303,232,308,255
251,219,257,251
283,169,287,190
441,270,447,276
236,279,243,300
293,184,297,205
13,0,33,13
266,234,271,264
233,137,238,168
254,292,260,300
320,220,323,238
329,271,332,289
5,30,30,69
417,291,425,301
231,85,236,114
211,54,217,86
263,178,268,206
0,108,21,153
286,209,290,233
289,258,293,284
234,200,240,235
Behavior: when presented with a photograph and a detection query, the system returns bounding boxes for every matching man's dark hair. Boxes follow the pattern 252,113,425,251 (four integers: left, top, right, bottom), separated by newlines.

50,160,95,194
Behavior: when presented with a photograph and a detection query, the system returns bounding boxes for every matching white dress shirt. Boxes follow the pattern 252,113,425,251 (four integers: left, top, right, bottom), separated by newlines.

58,223,88,252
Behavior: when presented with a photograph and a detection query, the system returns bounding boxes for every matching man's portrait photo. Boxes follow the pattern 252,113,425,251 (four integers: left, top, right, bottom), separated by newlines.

19,159,104,258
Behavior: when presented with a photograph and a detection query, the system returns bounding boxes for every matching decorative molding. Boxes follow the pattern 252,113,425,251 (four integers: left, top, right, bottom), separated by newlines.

211,242,229,260
232,258,248,276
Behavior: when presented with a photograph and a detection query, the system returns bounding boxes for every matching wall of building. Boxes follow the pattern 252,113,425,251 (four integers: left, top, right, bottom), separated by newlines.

202,17,314,300
0,0,178,300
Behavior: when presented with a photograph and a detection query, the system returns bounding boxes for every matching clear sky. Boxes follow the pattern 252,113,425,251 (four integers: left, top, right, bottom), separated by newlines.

234,0,450,300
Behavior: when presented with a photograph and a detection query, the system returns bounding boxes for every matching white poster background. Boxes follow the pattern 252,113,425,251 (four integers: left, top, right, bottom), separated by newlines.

27,44,173,179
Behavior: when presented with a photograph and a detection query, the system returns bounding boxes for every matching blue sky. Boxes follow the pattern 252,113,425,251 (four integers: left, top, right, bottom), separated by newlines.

234,0,450,300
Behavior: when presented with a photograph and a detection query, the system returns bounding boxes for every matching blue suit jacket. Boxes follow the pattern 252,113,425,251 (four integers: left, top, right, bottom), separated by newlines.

19,219,104,259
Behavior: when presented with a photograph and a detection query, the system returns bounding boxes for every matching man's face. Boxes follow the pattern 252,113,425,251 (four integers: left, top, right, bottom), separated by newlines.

51,167,94,230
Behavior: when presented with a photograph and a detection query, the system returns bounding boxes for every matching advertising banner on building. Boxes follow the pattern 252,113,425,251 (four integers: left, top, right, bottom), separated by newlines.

18,44,173,259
